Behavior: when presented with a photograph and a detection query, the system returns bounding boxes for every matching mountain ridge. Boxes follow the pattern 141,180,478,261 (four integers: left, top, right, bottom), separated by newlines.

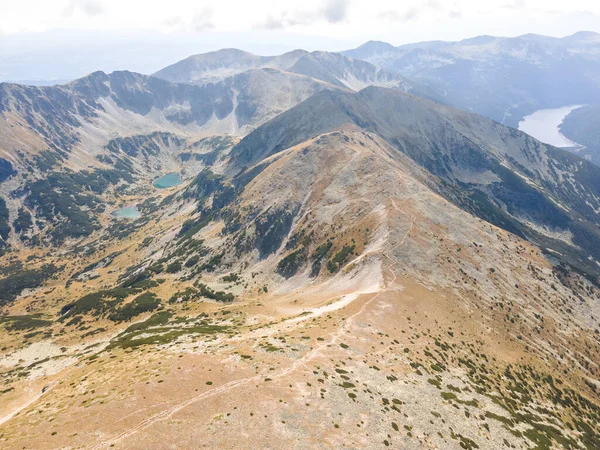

228,86,600,280
348,30,600,54
343,31,600,127
152,48,426,96
1,32,600,450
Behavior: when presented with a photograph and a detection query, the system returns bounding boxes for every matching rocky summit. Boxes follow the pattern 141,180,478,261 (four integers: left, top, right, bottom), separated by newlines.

1,33,600,450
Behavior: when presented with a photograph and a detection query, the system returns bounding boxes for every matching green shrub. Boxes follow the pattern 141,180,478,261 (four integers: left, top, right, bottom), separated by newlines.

0,264,59,306
166,261,182,273
196,283,234,303
276,249,306,278
327,245,355,273
222,273,239,282
108,292,160,322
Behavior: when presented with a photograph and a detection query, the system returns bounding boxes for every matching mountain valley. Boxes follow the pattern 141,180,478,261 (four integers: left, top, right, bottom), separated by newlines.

1,33,600,450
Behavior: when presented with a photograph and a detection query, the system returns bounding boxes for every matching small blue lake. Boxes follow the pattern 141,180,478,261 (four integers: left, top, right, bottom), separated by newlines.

153,172,183,189
112,205,141,220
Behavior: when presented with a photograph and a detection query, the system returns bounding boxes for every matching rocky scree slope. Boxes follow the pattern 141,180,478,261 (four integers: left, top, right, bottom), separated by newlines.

226,86,600,281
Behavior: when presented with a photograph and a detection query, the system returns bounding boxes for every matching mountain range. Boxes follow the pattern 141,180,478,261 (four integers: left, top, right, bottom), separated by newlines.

344,31,600,126
0,32,600,450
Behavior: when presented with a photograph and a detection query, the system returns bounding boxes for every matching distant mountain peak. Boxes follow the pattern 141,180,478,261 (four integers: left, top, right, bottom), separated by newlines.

359,40,395,48
196,48,256,57
564,30,600,41
457,35,502,46
341,41,398,62
353,40,396,53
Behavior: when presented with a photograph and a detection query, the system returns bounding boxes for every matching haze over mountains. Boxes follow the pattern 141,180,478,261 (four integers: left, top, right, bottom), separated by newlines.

154,48,417,91
1,31,600,449
344,31,600,127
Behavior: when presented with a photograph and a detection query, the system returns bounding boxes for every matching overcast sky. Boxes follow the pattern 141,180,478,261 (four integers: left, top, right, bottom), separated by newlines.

1,0,599,82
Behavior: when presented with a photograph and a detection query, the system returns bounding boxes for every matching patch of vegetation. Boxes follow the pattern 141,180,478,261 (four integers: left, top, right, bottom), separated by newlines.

166,261,182,273
276,248,306,279
327,245,355,273
185,255,200,267
128,279,159,290
456,355,600,450
33,150,65,172
168,287,199,303
254,207,298,258
108,292,160,322
106,132,184,158
189,135,234,154
123,311,172,334
0,157,16,182
20,168,133,243
200,253,223,272
450,431,479,450
184,170,233,213
222,273,239,282
195,283,234,303
108,317,228,350
178,216,212,241
13,208,33,238
0,264,59,306
0,198,10,246
0,314,52,331
311,241,332,276
59,286,141,319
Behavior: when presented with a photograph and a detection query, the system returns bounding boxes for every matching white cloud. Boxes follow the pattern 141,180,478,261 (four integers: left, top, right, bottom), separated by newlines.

262,14,286,30
192,8,215,32
1,1,599,82
322,0,350,23
0,0,598,40
377,0,465,24
256,0,350,30
379,8,420,22
163,16,185,29
505,0,527,9
62,0,106,17
164,7,215,33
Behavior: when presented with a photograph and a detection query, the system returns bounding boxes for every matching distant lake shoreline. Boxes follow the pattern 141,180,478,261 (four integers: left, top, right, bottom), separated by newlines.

518,105,585,148
112,205,141,220
153,172,184,189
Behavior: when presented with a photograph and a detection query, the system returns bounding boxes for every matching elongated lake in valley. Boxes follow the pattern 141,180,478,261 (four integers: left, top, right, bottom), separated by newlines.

518,105,585,148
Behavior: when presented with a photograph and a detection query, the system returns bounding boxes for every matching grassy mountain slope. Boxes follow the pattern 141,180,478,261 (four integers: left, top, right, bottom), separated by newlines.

1,127,599,449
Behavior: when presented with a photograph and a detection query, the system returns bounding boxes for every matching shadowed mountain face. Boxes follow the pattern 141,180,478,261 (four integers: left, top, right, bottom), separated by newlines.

0,68,339,149
0,68,341,246
560,104,600,165
344,32,600,127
